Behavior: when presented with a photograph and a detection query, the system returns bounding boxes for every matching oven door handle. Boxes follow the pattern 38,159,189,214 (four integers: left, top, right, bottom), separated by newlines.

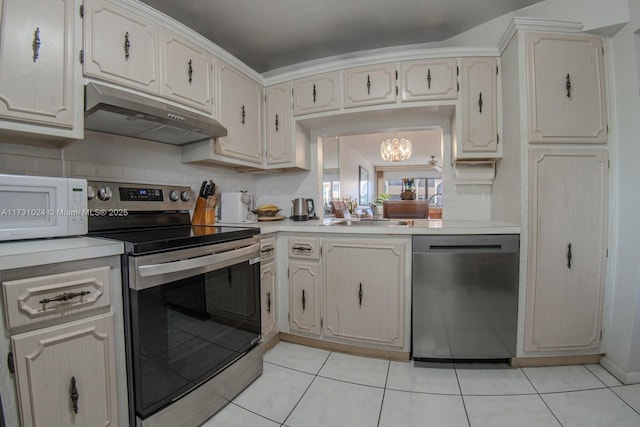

137,243,260,278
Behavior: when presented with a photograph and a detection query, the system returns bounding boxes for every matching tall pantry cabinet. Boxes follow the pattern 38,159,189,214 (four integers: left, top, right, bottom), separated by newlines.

500,21,609,354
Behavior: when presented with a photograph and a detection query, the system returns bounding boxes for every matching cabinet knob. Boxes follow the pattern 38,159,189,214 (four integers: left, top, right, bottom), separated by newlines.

567,243,572,269
312,84,317,103
267,291,272,313
478,92,483,114
302,289,306,311
32,27,41,62
427,68,432,89
241,105,246,124
124,32,130,60
275,113,279,132
70,376,79,414
358,283,363,306
188,59,193,84
566,73,572,98
367,75,371,95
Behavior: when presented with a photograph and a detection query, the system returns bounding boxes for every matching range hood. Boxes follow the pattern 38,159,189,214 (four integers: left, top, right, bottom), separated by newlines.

84,82,227,145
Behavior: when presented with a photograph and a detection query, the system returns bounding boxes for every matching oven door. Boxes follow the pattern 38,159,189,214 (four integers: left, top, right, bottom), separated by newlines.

126,237,261,420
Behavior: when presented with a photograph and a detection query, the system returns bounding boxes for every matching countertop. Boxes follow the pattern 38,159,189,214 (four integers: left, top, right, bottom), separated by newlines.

251,218,520,235
0,237,124,270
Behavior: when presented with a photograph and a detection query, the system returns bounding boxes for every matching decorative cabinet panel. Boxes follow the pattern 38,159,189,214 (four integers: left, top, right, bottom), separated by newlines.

289,260,322,336
343,63,397,108
0,0,80,133
526,33,607,144
2,266,110,329
11,313,118,427
288,237,322,336
84,0,160,94
458,57,499,156
260,237,277,341
323,238,405,347
400,58,458,102
266,82,292,165
216,60,263,164
525,148,608,352
292,71,340,115
160,29,213,114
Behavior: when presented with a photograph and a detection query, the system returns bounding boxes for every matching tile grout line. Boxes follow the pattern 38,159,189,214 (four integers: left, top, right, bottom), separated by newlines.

520,367,565,427
582,363,640,417
279,349,333,427
376,360,391,427
453,363,472,427
226,401,285,426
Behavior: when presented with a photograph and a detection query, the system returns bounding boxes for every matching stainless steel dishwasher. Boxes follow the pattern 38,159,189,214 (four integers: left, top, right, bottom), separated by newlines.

412,234,519,362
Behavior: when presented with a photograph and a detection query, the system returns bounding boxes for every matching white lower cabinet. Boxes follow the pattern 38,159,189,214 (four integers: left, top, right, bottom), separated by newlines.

323,238,405,348
11,312,118,427
287,236,406,350
260,237,278,341
524,148,608,352
289,260,322,336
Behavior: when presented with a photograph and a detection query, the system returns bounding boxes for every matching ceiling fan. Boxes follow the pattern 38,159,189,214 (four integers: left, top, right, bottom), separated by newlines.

427,156,442,172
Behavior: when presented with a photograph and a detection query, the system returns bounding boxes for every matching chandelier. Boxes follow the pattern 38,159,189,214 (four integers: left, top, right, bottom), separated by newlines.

380,137,412,162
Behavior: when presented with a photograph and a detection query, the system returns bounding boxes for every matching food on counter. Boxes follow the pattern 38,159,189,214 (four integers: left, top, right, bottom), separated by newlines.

253,204,281,217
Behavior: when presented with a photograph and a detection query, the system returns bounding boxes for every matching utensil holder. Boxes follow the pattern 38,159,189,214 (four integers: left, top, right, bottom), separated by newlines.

192,196,216,225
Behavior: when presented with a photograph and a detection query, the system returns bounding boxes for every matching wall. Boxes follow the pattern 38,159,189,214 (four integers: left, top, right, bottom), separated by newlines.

599,0,640,383
0,132,257,197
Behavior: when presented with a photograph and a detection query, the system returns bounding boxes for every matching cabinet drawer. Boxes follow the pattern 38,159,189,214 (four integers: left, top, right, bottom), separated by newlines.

289,237,321,260
3,266,111,330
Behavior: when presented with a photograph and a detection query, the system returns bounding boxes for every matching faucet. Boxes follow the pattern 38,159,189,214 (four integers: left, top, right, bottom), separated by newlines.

428,193,442,206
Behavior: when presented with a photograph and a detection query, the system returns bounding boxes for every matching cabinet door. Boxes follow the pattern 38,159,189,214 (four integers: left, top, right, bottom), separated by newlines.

12,313,118,427
401,58,458,101
525,148,608,352
289,260,321,336
260,260,277,339
266,82,292,165
460,57,498,154
216,61,263,163
323,239,404,347
160,30,213,113
343,63,396,108
0,0,76,127
526,33,607,144
292,72,340,115
84,0,160,93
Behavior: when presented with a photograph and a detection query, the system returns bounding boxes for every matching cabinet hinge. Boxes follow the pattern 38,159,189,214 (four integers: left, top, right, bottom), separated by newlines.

457,82,460,92
456,66,459,76
600,329,604,340
287,268,289,278
288,312,290,321
497,133,500,144
396,86,398,96
496,65,499,75
608,159,611,169
265,94,267,103
79,4,84,18
606,249,609,257
395,70,398,80
7,352,15,374
320,318,323,329
607,124,609,134
79,49,84,64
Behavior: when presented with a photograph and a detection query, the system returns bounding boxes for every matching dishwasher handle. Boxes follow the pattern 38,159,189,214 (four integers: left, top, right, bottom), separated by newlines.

413,235,520,254
427,244,503,254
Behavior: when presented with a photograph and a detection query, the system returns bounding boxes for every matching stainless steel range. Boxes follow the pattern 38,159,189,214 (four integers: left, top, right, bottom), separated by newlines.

87,181,263,427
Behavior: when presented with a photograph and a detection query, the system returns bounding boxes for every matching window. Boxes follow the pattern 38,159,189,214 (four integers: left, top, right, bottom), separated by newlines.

322,181,341,213
383,178,442,204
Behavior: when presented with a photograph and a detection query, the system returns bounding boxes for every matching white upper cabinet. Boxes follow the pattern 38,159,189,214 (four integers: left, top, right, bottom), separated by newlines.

292,71,340,115
400,58,458,101
84,0,160,94
215,60,263,164
266,82,292,165
526,33,607,144
458,57,499,156
160,29,213,114
343,63,397,108
0,0,81,136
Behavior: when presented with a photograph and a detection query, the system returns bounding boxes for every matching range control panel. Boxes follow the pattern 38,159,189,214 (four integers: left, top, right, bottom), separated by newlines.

87,181,195,212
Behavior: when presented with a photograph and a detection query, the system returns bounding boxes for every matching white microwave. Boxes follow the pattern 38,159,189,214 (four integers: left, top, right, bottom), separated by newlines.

0,174,88,241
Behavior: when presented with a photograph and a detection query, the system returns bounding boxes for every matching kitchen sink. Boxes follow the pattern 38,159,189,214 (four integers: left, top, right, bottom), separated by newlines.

324,219,413,227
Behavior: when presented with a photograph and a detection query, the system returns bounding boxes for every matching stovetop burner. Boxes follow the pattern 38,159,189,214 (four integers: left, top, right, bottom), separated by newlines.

91,224,259,254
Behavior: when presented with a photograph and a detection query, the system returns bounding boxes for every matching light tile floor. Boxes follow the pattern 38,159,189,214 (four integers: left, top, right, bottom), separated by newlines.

201,342,640,427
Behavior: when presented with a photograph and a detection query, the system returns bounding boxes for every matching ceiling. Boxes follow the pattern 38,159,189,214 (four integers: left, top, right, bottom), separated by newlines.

139,0,543,73
336,129,442,168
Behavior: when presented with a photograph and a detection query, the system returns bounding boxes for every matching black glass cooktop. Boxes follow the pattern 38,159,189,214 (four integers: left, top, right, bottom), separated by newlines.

90,225,259,254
